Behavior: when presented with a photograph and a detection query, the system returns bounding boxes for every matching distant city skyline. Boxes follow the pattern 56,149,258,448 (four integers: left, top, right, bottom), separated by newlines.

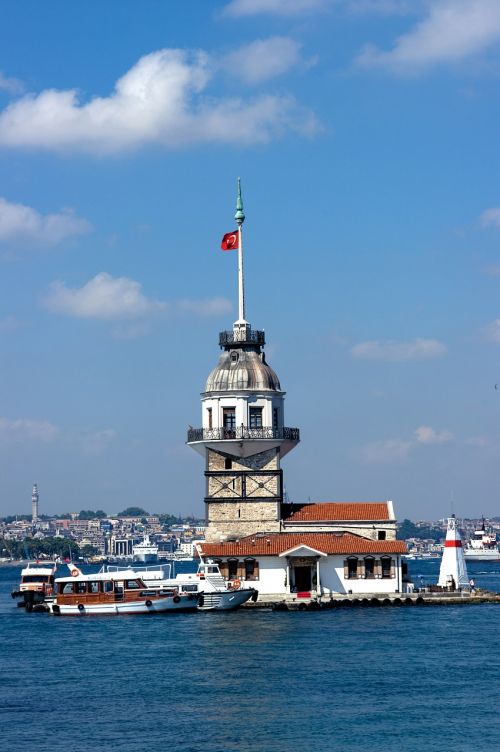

1,1,500,519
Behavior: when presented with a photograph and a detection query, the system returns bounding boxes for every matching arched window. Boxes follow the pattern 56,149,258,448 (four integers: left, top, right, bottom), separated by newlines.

244,558,259,581
381,556,392,578
345,557,358,579
364,557,375,579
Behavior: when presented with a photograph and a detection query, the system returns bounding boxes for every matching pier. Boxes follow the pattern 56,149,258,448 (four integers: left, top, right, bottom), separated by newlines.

243,590,500,610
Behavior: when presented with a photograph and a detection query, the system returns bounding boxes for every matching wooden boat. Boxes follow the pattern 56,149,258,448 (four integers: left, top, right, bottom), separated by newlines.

11,561,57,611
48,565,198,615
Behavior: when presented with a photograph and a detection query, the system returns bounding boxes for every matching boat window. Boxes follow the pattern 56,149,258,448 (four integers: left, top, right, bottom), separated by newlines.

75,582,87,594
207,566,218,574
62,582,74,594
103,581,114,593
22,575,49,583
182,584,199,592
125,580,141,589
88,581,100,594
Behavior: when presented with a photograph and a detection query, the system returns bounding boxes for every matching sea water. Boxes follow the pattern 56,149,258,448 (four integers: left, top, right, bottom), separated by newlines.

1,560,499,752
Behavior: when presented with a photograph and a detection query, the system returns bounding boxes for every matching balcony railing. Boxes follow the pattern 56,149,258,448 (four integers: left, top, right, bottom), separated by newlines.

187,426,300,443
219,329,265,348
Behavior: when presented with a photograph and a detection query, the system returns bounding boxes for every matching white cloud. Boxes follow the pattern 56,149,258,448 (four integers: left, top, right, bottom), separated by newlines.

0,48,317,154
0,197,91,246
0,315,22,332
224,0,327,17
43,272,233,323
356,0,500,73
480,207,500,228
360,438,413,463
415,425,453,444
483,319,500,343
44,272,166,320
351,337,447,361
175,297,232,317
361,424,453,463
82,428,117,454
221,38,304,84
0,417,58,443
0,71,23,95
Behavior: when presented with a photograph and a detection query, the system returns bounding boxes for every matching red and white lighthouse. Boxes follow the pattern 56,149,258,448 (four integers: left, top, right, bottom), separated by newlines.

438,515,469,589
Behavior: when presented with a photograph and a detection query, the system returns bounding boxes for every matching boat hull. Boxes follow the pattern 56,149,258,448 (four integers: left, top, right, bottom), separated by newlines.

48,595,197,616
198,588,257,611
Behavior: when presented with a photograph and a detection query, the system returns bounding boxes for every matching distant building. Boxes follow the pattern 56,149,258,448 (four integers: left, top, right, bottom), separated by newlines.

31,484,39,523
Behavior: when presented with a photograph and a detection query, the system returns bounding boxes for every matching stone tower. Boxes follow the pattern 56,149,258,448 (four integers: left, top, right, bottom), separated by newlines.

187,180,299,542
31,483,39,523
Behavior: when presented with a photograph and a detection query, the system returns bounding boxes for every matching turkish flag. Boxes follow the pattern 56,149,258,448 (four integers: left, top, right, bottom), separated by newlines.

221,231,239,251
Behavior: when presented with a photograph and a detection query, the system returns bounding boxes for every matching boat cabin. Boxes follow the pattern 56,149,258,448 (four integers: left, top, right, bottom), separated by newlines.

55,574,176,605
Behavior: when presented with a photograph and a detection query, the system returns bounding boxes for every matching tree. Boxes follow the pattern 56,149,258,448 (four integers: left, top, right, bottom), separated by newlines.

117,506,148,517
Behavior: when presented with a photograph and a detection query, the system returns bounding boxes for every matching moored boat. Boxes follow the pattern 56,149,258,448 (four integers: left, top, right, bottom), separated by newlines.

105,561,258,611
48,565,198,615
11,561,57,611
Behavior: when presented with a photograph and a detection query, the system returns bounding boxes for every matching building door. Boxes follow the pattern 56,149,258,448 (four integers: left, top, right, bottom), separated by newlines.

294,565,312,592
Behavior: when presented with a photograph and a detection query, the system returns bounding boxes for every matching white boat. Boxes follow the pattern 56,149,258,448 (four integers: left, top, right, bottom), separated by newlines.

105,561,258,611
464,522,500,562
132,535,158,564
11,561,57,610
48,565,198,615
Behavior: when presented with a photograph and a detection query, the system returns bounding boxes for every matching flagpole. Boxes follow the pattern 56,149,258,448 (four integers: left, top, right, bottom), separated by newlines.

235,177,246,324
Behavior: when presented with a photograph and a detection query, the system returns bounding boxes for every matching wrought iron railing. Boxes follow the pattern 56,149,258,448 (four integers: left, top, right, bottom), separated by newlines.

187,426,300,442
219,329,265,348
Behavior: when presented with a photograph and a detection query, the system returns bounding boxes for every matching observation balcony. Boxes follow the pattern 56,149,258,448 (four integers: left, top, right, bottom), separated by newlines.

186,425,300,459
219,329,265,349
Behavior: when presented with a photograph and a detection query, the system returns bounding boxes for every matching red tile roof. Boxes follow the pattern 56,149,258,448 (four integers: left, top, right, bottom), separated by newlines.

200,532,406,557
283,502,392,522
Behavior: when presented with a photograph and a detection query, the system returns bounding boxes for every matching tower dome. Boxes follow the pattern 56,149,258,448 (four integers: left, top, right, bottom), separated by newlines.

205,342,281,393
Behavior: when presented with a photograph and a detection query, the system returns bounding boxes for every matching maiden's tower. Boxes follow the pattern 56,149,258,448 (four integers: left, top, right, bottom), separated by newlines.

187,180,300,542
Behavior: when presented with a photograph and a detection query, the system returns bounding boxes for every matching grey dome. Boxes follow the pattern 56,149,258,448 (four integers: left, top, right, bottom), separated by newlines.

205,349,281,392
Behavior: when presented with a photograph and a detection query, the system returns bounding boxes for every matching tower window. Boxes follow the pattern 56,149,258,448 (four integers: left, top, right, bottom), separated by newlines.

249,407,263,428
224,457,232,470
273,408,279,429
207,407,213,429
222,408,236,437
378,530,386,541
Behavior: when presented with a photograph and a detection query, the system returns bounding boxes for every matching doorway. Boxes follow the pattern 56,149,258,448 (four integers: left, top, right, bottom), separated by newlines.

293,565,312,592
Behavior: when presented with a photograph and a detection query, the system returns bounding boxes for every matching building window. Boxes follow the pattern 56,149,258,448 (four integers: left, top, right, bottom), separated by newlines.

244,558,259,581
378,530,386,541
381,557,392,578
207,407,213,429
222,408,236,437
364,557,375,578
249,407,263,428
347,557,358,579
224,457,232,469
273,408,279,429
228,558,239,579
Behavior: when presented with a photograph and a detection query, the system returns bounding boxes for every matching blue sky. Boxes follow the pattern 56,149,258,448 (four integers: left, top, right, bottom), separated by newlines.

1,0,500,520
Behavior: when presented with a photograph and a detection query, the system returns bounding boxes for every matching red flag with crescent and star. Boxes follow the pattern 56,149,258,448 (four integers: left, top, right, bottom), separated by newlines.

221,231,239,251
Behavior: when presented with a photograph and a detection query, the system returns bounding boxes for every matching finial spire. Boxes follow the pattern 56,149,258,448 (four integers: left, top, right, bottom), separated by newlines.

235,177,245,225
234,178,247,326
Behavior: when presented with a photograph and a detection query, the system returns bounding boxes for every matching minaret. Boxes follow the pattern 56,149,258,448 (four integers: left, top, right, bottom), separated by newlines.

187,180,300,542
438,516,469,589
31,483,39,523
